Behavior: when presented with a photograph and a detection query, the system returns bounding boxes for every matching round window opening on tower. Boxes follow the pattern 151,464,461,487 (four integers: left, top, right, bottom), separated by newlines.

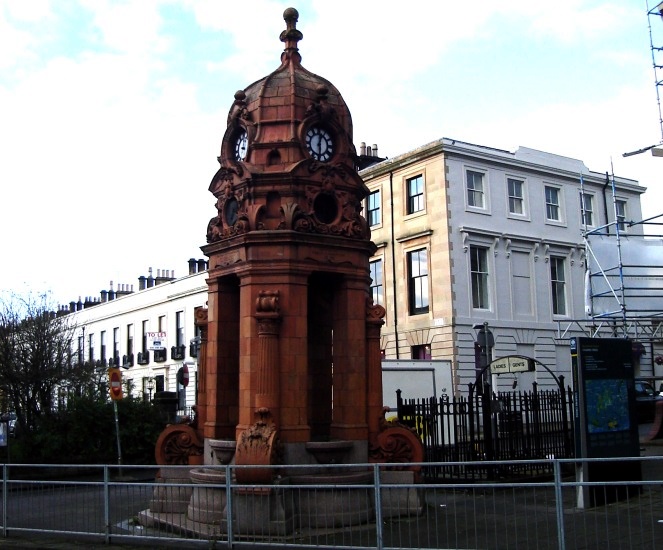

313,193,338,224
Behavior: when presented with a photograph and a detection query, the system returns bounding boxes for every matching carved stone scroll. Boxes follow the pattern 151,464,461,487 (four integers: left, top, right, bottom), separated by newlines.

369,409,424,481
155,424,204,466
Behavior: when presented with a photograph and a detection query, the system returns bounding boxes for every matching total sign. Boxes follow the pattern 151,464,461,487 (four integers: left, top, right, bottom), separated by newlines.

108,368,123,401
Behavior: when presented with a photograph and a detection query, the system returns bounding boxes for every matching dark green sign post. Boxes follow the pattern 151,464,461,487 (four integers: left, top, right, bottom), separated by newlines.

571,337,641,508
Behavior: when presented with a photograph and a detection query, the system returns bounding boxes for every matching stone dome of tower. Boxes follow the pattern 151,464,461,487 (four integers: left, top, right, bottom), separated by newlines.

220,7,356,170
207,7,370,244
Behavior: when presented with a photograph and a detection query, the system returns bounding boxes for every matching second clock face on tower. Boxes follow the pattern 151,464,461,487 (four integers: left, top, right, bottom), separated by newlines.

234,129,248,161
305,126,334,162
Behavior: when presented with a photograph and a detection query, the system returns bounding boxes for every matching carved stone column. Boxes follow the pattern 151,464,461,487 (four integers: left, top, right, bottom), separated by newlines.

254,290,281,426
366,299,386,445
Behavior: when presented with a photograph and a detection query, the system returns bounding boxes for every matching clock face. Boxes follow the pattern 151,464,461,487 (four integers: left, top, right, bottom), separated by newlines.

306,126,333,162
234,130,248,161
224,198,239,226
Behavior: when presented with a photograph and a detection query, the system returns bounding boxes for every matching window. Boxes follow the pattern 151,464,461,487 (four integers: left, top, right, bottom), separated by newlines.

580,193,594,226
77,335,84,365
126,324,134,356
412,344,431,360
100,331,106,362
176,311,185,347
615,200,627,232
88,333,94,363
113,327,120,362
550,256,567,316
367,190,381,226
470,245,489,309
406,175,424,214
407,248,429,315
545,186,561,221
369,259,384,306
141,320,148,353
466,170,485,209
507,178,524,215
158,315,166,332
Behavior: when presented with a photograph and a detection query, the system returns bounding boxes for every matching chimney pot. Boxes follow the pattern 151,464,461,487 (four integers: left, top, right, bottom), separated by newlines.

360,142,366,155
372,144,378,157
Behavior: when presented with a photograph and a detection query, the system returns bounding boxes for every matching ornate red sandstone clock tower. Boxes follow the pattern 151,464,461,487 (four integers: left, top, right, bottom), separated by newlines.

183,8,421,473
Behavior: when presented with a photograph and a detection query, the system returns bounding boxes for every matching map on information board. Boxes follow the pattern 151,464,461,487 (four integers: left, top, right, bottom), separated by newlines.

585,378,630,433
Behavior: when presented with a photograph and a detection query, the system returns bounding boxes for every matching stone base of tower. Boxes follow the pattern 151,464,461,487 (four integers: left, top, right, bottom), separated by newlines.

141,468,422,539
283,439,368,470
143,432,422,538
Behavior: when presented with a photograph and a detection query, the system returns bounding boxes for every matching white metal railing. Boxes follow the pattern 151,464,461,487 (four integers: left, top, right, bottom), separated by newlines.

0,457,662,549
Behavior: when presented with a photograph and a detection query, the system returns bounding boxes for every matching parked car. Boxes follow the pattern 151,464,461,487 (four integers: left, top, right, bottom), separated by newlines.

635,381,663,423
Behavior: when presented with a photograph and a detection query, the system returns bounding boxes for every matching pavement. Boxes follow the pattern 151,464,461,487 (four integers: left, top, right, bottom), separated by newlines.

1,425,663,549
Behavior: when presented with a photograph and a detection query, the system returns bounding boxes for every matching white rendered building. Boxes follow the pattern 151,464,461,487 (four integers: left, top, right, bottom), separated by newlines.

360,138,649,392
68,261,208,410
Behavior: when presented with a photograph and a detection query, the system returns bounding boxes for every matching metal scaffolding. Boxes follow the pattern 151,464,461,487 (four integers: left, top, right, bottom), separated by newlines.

581,173,663,342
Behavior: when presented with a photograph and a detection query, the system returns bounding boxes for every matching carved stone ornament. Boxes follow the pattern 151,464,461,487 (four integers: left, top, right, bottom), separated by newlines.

255,290,280,315
366,299,386,323
194,307,208,327
369,408,424,480
154,423,204,466
209,166,243,197
304,84,338,121
230,89,252,122
206,187,251,243
234,407,281,490
288,172,368,239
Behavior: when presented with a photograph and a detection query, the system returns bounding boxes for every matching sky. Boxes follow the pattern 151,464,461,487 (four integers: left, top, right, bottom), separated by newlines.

1,0,663,307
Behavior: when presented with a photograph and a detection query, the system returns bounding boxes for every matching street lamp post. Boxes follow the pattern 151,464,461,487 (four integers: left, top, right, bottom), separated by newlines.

146,378,154,403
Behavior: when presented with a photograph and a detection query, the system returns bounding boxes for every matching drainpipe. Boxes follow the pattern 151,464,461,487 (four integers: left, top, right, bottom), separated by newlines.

389,171,400,359
602,171,610,235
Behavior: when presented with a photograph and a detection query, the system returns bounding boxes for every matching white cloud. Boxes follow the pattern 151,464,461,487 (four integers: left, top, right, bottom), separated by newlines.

79,0,170,55
1,0,662,303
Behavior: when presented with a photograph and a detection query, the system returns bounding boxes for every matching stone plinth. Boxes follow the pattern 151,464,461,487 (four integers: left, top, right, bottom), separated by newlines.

187,467,229,525
379,470,423,519
289,471,374,528
232,485,296,537
148,466,194,514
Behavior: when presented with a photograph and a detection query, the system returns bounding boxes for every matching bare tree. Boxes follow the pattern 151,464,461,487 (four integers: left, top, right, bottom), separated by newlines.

0,292,99,435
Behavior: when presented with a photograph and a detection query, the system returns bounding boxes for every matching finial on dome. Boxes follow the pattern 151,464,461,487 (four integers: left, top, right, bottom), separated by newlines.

280,7,303,60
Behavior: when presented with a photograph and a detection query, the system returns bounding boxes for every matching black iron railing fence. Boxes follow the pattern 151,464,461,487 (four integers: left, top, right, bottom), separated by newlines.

396,381,575,481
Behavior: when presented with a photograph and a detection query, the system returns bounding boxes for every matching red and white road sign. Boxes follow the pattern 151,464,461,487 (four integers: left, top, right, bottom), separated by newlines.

108,368,123,401
178,365,190,387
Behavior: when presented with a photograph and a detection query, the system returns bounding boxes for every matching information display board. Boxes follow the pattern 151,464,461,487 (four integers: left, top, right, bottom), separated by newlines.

570,337,641,507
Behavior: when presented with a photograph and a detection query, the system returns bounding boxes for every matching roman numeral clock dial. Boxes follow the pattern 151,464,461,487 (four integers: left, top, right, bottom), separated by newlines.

306,126,333,162
234,130,248,161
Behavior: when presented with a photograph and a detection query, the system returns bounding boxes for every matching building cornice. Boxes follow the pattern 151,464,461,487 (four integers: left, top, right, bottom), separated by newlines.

360,137,644,194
